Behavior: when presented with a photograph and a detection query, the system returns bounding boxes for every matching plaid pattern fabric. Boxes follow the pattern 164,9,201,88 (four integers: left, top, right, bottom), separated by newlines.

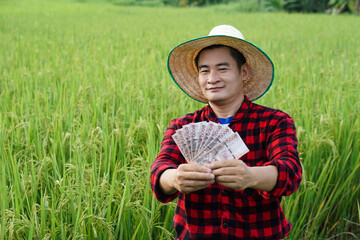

150,96,302,240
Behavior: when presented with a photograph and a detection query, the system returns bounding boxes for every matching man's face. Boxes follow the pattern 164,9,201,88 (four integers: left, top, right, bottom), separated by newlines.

197,47,247,105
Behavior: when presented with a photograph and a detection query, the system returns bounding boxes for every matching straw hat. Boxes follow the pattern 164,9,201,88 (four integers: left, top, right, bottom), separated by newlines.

167,25,274,103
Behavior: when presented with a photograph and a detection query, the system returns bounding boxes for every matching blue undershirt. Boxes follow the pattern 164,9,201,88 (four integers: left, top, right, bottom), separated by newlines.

217,116,233,125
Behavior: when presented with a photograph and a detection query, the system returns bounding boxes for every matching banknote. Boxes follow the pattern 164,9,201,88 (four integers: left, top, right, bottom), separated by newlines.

172,131,191,161
172,122,249,165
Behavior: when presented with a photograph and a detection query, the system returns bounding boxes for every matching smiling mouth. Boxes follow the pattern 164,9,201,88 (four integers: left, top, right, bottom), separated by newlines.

207,87,223,91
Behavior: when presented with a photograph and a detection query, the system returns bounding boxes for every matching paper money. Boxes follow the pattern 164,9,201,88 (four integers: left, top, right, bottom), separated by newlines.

172,122,249,165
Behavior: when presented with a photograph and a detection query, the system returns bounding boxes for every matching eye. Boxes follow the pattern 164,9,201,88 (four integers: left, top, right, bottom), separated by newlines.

219,68,227,72
199,69,209,74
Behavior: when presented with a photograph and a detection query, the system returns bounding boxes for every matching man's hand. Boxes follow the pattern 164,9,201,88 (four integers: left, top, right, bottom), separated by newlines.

209,160,253,190
160,164,215,195
209,160,278,192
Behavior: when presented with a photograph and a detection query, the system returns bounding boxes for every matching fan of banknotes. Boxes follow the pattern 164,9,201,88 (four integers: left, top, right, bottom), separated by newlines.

172,122,249,166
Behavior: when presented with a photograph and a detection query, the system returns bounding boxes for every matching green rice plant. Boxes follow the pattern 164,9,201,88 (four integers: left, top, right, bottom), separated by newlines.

0,0,359,239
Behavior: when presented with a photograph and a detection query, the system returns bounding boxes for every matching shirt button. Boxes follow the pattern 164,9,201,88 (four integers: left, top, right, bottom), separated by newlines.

221,189,227,196
222,222,229,229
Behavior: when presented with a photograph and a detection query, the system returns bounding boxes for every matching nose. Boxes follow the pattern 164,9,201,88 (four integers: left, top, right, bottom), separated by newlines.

208,70,220,84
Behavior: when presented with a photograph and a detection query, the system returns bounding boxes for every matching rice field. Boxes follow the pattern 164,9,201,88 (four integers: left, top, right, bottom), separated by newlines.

0,0,359,239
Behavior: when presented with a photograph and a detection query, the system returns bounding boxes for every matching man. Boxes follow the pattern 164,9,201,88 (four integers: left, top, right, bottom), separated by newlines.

150,25,302,239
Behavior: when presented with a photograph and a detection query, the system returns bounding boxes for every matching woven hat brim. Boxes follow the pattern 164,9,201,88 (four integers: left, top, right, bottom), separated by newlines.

168,35,274,103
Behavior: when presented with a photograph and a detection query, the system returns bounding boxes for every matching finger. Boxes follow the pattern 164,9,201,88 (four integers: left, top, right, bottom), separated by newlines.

179,163,212,173
178,179,215,194
215,174,241,183
212,167,240,176
209,159,240,170
182,179,215,187
181,171,215,181
188,164,213,173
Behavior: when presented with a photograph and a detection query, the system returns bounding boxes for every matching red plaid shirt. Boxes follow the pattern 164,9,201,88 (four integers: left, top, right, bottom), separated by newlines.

150,96,302,239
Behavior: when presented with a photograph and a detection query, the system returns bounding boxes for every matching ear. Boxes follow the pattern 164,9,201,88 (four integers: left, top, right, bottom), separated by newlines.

240,63,250,80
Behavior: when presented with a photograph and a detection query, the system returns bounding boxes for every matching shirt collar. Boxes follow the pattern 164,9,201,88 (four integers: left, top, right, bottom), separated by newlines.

231,96,251,123
204,96,252,123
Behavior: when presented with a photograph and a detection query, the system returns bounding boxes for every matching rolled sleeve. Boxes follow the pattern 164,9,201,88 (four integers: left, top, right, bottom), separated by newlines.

150,160,180,203
261,115,302,199
150,120,185,203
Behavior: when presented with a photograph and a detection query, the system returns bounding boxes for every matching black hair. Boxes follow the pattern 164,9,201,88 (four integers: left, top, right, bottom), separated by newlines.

194,44,246,71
